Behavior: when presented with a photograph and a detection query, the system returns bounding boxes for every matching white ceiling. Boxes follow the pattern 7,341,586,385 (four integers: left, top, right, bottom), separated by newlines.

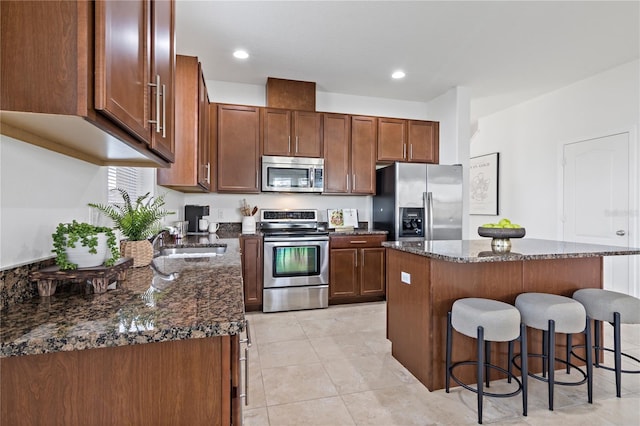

175,1,639,122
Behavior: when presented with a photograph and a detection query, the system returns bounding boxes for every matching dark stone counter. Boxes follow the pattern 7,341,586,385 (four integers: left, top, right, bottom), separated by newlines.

1,238,245,358
383,238,640,263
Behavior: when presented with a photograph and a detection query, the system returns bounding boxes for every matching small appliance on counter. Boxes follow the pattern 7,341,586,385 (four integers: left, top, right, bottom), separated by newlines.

184,205,210,234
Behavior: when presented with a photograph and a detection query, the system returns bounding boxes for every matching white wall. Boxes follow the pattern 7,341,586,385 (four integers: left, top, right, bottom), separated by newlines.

469,60,639,293
0,136,108,268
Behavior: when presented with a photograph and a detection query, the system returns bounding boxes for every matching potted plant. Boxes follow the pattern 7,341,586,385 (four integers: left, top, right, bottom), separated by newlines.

52,220,120,270
88,188,174,267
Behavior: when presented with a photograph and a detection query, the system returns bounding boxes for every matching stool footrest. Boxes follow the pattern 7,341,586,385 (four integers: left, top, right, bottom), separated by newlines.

512,353,588,386
570,344,640,375
449,361,524,399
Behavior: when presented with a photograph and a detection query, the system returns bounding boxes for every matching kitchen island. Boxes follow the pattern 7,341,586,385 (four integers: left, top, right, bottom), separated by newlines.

383,238,640,391
1,238,246,426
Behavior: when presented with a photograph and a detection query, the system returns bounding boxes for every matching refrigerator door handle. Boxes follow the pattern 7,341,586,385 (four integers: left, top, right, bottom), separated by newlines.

424,192,433,240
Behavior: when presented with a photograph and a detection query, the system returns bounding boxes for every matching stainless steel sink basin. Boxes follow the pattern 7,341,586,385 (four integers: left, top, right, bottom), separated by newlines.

159,245,227,258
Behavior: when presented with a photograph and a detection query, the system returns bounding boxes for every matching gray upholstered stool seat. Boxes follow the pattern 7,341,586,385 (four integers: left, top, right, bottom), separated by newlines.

573,289,640,397
573,289,640,324
446,298,527,424
516,293,586,333
514,292,592,411
452,298,522,342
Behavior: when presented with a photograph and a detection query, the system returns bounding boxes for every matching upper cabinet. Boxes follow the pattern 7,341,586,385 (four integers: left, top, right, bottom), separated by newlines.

0,0,174,167
350,116,377,194
262,109,322,158
157,55,210,192
217,104,261,193
95,0,175,162
377,118,439,164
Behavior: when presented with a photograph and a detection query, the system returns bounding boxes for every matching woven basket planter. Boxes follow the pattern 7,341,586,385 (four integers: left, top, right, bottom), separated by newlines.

120,240,153,267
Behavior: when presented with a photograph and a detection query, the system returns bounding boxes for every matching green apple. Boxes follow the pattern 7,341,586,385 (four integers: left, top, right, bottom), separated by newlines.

498,218,511,227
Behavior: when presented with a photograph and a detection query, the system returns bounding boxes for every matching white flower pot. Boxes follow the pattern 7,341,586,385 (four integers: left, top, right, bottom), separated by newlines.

64,233,109,268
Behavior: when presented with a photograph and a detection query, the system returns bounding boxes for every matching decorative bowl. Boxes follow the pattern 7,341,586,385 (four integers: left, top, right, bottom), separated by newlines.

477,227,526,239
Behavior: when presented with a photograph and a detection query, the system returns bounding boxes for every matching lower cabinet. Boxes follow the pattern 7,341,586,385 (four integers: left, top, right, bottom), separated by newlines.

240,235,263,311
1,336,242,426
329,234,386,304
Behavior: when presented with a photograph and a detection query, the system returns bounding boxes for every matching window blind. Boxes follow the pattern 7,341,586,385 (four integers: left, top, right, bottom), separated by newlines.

107,167,145,203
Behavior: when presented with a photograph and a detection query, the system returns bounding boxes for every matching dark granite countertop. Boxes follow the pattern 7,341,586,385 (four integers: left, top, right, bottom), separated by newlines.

1,238,245,358
382,238,640,263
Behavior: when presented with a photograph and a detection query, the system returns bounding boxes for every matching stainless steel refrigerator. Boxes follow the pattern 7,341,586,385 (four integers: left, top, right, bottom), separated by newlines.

373,163,463,241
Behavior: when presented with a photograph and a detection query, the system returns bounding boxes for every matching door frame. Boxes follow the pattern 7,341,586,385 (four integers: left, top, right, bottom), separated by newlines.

557,126,639,296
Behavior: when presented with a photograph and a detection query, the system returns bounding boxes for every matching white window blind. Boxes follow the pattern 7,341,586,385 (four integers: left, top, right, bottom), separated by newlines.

107,167,145,203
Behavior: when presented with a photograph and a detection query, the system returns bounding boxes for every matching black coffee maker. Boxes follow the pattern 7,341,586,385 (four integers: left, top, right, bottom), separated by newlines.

185,205,210,234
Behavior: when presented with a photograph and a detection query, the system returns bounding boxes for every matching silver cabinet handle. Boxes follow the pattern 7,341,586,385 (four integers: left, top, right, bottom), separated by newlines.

161,83,166,138
205,162,210,184
288,135,291,153
346,174,349,191
350,240,367,244
296,136,299,154
352,174,356,191
240,319,252,347
147,75,161,132
239,346,249,405
616,230,626,236
409,144,413,159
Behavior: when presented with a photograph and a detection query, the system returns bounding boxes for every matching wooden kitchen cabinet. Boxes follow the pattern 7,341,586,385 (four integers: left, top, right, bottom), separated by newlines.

1,336,241,426
350,116,377,194
0,0,174,167
329,234,386,304
217,104,261,193
323,113,351,193
240,235,263,311
158,55,211,192
377,118,439,164
323,114,376,194
262,108,322,157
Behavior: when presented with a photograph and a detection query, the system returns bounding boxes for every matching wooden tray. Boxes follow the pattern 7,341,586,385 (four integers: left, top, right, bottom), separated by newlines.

30,257,134,296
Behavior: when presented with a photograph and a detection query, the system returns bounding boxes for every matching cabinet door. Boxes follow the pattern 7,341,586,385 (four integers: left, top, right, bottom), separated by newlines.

241,235,263,310
329,248,358,299
359,247,386,296
217,105,260,193
197,65,210,189
377,118,406,162
95,0,150,143
407,120,439,163
323,114,350,193
262,108,291,156
350,116,376,194
293,111,322,157
148,0,175,162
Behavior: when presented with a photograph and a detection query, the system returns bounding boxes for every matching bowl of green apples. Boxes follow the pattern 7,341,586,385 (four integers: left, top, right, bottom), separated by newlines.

478,218,525,253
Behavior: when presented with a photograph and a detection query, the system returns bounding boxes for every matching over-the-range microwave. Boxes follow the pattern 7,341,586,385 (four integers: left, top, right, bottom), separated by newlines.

261,155,324,193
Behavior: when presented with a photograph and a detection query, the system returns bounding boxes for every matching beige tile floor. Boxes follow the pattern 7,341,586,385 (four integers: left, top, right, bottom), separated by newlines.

242,302,640,425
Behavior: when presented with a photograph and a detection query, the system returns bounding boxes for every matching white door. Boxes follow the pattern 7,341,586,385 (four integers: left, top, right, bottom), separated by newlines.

563,133,632,294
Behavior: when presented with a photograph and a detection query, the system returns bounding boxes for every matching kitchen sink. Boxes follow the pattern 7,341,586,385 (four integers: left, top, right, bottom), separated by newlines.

159,245,227,258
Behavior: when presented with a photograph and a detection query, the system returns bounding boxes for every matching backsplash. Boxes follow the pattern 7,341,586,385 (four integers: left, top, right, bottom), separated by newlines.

0,258,55,310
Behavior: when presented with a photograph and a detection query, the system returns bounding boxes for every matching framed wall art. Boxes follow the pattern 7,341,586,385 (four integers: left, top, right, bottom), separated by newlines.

469,152,499,215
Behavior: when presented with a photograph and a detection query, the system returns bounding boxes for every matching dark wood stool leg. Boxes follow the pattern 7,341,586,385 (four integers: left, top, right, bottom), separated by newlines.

614,312,622,398
477,326,485,424
521,323,528,417
548,320,556,411
446,312,453,393
585,317,593,403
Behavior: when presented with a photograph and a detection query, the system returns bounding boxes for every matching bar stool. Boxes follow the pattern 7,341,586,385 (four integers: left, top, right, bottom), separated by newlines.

446,298,528,424
514,292,593,411
572,288,640,397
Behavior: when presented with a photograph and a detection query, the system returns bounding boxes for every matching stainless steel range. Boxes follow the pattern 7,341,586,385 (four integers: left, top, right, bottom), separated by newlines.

260,209,329,313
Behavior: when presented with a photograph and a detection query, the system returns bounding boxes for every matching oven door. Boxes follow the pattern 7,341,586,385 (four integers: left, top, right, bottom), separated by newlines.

263,236,329,288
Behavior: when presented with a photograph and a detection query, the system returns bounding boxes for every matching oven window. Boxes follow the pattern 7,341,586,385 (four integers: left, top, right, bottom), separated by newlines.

272,245,320,277
267,167,310,188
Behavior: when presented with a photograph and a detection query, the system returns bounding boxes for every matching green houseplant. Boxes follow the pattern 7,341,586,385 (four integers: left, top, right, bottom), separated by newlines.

88,188,174,267
52,220,120,270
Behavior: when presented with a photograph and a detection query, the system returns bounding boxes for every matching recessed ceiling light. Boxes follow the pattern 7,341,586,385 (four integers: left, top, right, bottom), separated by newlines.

233,50,249,59
392,70,406,79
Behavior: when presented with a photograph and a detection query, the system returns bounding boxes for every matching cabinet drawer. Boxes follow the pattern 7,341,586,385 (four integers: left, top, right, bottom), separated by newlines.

330,234,385,249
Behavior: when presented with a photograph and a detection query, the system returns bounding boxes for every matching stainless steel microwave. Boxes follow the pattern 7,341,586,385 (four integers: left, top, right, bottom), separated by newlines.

261,155,324,193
